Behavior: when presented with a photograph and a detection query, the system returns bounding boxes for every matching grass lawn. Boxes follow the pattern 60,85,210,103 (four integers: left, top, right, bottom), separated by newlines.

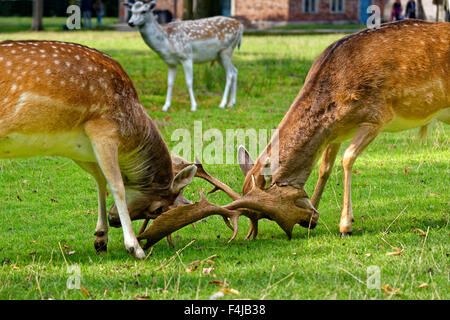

0,27,448,300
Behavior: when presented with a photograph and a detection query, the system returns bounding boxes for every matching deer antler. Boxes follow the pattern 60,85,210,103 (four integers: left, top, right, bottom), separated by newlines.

137,156,240,245
138,191,245,249
137,176,319,249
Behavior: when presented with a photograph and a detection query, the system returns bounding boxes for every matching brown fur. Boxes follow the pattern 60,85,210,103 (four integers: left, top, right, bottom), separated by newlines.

0,40,178,258
242,20,449,234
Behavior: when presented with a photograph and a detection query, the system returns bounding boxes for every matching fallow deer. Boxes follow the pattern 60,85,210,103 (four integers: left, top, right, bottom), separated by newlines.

0,39,223,259
136,20,449,247
123,0,244,112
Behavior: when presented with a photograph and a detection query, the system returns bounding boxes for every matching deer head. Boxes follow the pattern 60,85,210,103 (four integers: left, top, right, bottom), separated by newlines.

136,149,319,248
123,0,157,27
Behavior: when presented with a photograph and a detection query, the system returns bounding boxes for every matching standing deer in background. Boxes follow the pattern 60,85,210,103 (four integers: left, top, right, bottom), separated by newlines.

124,0,244,112
0,40,207,259
136,20,449,247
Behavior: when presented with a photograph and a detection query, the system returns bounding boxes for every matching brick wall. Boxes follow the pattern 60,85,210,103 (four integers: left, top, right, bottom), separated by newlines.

234,0,290,21
235,0,387,26
289,0,359,22
118,0,387,25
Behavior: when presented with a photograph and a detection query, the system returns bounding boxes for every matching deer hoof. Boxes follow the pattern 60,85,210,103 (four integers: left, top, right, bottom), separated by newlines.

94,240,107,252
340,232,352,237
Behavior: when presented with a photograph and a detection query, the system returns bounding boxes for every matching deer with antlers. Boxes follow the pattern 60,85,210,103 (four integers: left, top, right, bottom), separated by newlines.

136,20,449,247
0,40,211,259
123,0,244,112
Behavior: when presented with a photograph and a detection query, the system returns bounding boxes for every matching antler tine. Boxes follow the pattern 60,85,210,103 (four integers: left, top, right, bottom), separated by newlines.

172,156,241,201
193,156,241,200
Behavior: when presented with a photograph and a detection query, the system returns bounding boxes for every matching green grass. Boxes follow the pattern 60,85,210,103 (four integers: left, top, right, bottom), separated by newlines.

0,16,117,33
0,28,448,300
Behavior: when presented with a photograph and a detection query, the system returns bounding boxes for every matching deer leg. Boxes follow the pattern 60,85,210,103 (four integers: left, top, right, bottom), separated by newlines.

181,59,197,112
162,65,177,112
74,161,108,252
340,125,380,236
218,52,235,109
311,143,341,209
228,66,238,108
85,122,145,259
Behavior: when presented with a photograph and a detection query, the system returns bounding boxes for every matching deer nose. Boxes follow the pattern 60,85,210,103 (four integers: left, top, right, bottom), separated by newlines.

128,21,135,27
108,214,121,228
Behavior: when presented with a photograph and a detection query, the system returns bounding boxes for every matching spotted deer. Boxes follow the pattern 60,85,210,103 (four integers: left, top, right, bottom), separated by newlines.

123,0,244,112
136,20,449,247
0,40,217,259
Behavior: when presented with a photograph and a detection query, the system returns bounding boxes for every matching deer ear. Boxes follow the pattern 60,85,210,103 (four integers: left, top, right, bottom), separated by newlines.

238,145,254,176
148,0,157,10
170,165,197,195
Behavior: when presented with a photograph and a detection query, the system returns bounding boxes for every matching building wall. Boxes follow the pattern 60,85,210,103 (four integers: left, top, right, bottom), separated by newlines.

234,0,290,21
288,0,359,22
118,0,388,25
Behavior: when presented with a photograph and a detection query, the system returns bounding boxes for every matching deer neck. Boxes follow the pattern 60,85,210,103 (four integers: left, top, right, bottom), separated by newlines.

119,114,174,197
139,13,171,60
252,93,338,190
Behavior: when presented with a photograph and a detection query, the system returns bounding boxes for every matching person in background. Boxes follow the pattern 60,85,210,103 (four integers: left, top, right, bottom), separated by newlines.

405,0,416,19
445,0,450,22
93,0,105,27
391,0,403,21
81,0,94,29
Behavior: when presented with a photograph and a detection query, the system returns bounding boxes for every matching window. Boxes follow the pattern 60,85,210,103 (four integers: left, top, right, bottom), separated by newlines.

330,0,345,13
304,0,318,13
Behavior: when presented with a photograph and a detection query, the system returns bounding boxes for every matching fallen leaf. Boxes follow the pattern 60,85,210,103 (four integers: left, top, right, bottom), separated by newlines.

365,253,372,257
417,283,429,289
134,295,150,300
386,247,403,256
50,198,58,203
80,285,91,297
404,168,410,174
381,284,400,295
62,244,70,249
428,193,440,197
29,251,36,255
66,251,76,255
411,228,426,236
185,266,198,273
202,267,214,275
220,288,240,295
22,180,29,184
17,195,23,201
209,280,229,287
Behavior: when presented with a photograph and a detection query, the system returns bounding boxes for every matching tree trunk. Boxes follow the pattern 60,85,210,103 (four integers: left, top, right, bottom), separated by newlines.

31,0,44,31
417,0,426,20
